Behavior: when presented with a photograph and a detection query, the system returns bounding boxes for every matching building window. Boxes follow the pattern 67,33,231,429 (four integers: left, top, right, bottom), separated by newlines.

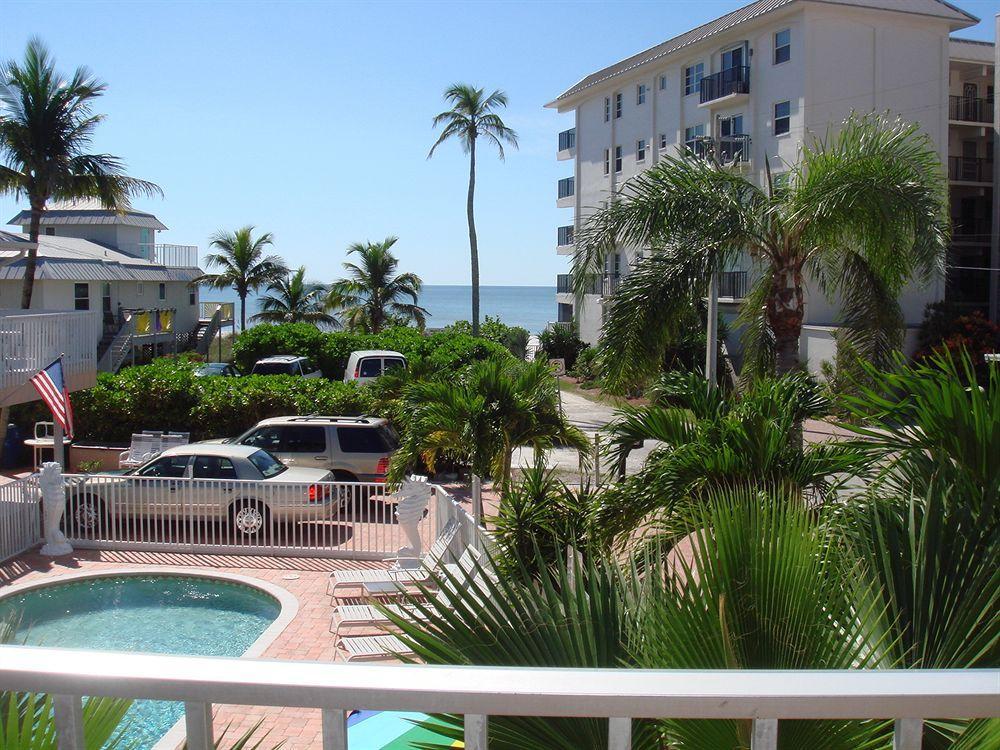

137,282,144,297
604,148,610,176
604,97,610,122
74,283,89,311
659,133,668,150
44,227,55,236
615,92,623,119
684,124,706,153
684,63,704,96
614,145,623,173
636,83,646,105
189,290,196,305
774,100,791,135
659,74,667,91
158,282,166,301
636,139,647,162
774,29,791,65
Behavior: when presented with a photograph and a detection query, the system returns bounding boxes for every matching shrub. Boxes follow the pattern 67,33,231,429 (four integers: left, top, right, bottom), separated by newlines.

232,324,511,379
538,324,586,370
915,302,999,382
447,316,530,360
569,346,601,384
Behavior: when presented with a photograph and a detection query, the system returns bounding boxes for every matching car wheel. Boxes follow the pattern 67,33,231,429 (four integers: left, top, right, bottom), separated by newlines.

65,494,104,534
231,499,269,538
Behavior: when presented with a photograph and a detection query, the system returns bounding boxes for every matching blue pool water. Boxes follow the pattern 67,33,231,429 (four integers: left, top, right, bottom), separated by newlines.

0,574,280,749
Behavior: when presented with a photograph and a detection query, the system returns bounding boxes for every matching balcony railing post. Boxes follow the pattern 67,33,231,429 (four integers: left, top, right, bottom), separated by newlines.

464,713,488,750
608,717,632,749
751,718,778,749
184,701,215,750
893,719,923,750
52,694,85,750
321,708,348,750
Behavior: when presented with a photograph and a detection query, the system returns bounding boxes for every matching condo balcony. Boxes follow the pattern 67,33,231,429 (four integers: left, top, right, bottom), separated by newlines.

718,269,749,300
557,177,575,207
557,225,575,255
949,95,994,124
558,128,576,160
119,243,201,268
699,66,750,106
557,272,619,296
948,156,994,184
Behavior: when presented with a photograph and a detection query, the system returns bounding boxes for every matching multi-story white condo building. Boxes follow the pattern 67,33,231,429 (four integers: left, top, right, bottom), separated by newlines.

547,0,997,373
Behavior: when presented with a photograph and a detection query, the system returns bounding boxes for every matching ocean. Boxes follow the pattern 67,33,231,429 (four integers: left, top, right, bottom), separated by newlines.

202,284,557,334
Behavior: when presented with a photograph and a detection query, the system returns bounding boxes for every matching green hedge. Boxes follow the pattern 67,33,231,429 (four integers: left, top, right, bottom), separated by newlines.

66,358,376,444
231,324,513,378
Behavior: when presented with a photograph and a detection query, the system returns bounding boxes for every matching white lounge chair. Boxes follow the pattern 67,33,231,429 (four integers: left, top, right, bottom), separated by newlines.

326,519,460,597
337,634,413,662
119,434,158,469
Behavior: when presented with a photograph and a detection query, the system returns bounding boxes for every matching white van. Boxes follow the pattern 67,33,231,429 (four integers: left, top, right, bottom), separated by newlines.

343,350,407,384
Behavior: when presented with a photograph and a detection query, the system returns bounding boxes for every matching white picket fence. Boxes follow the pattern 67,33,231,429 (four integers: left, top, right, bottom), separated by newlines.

0,475,40,564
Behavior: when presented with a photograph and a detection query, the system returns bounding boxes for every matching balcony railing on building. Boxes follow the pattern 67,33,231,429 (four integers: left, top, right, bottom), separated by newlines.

719,270,749,299
558,128,576,151
557,272,619,296
949,94,994,123
557,177,575,200
557,225,575,247
119,243,200,268
952,218,993,244
699,66,750,104
948,156,993,183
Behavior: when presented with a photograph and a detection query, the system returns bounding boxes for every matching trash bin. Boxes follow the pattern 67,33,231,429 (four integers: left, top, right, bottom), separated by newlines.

2,423,25,469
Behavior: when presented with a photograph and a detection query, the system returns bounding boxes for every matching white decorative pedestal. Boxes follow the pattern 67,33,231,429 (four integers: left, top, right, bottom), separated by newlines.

39,462,73,557
394,476,432,569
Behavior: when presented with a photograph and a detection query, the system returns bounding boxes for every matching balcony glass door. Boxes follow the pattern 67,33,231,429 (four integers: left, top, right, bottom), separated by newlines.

721,46,744,72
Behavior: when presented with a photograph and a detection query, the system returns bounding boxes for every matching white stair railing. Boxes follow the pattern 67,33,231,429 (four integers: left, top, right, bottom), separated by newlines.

195,307,223,355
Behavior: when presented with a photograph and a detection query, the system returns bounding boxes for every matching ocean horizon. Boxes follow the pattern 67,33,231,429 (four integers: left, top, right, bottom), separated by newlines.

202,284,557,334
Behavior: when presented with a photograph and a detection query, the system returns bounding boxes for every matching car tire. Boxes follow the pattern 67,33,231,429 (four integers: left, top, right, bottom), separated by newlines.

65,494,105,534
332,471,360,511
230,499,269,539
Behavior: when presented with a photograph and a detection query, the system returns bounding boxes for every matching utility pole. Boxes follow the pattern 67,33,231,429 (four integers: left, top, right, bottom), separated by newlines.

705,272,719,389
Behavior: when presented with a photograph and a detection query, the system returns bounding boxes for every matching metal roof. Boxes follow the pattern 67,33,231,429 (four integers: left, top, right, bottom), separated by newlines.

950,37,995,63
7,198,168,230
0,234,200,282
546,0,979,107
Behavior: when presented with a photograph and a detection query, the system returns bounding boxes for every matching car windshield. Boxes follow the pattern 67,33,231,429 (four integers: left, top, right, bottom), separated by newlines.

196,364,226,374
252,362,297,376
247,449,287,478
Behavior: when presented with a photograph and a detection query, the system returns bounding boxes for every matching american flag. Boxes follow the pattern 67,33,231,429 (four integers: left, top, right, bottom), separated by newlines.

30,357,74,439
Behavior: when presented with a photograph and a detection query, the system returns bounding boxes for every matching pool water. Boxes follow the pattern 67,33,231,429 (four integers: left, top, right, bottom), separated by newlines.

0,574,280,749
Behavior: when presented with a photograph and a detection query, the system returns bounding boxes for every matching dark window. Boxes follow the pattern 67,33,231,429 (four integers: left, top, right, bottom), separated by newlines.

137,455,189,478
252,361,297,375
44,227,56,236
240,426,284,450
774,101,791,136
614,145,623,173
614,92,623,118
359,358,382,377
659,74,667,91
604,97,610,123
192,455,238,479
189,291,196,305
338,426,390,453
282,425,326,453
603,148,610,176
158,283,166,300
74,283,90,311
774,29,791,64
247,449,286,478
684,63,704,96
301,359,317,374
383,357,406,373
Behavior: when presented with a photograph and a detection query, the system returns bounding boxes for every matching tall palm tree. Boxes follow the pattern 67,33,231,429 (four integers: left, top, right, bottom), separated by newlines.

193,226,287,331
326,236,427,333
251,265,337,327
574,113,948,389
428,84,518,337
0,37,162,309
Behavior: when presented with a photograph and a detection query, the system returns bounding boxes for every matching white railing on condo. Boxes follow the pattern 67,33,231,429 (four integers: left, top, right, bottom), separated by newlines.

0,475,39,564
0,309,100,405
60,474,468,560
118,243,200,268
0,647,995,750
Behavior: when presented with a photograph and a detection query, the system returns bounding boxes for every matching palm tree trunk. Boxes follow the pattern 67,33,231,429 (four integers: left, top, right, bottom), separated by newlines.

239,291,247,332
467,136,480,337
767,260,805,374
19,203,43,309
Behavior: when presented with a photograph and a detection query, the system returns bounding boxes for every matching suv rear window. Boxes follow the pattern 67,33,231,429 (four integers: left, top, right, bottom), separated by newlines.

358,358,381,377
383,357,406,374
337,426,393,453
252,362,297,376
283,425,326,453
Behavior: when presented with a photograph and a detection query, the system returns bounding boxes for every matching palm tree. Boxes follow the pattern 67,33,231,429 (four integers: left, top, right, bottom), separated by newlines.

194,226,287,331
428,84,518,337
251,266,337,327
573,113,948,389
326,236,427,333
0,37,162,309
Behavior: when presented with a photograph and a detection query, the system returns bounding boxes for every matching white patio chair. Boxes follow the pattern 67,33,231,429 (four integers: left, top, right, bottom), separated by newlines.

119,434,158,469
161,432,190,450
337,634,413,662
327,519,459,597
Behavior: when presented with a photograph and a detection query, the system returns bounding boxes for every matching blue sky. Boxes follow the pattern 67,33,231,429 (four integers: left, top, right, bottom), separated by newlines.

2,1,997,286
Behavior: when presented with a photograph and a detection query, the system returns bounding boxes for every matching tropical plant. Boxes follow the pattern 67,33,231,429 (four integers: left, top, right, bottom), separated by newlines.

388,356,588,486
251,266,336,327
428,84,518,337
194,226,287,331
914,302,999,382
0,37,162,309
325,237,427,333
537,324,586,371
573,113,948,389
595,370,865,547
447,316,531,360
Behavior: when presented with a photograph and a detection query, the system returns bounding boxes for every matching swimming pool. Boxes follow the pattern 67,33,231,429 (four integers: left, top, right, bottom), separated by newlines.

0,572,282,749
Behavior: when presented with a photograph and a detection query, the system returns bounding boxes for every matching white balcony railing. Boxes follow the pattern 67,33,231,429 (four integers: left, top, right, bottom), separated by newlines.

0,309,100,406
118,243,200,268
0,647,995,750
